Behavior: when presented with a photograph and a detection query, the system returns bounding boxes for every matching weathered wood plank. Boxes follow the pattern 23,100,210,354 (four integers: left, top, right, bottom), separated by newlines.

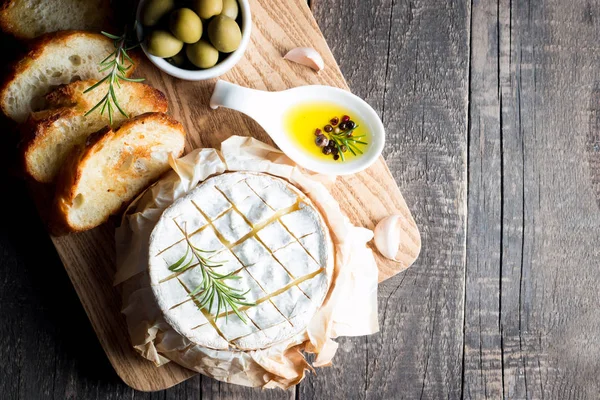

0,179,137,400
201,379,294,400
496,0,529,397
369,0,470,397
134,376,202,399
462,1,504,398
504,0,600,398
466,0,600,399
304,1,470,399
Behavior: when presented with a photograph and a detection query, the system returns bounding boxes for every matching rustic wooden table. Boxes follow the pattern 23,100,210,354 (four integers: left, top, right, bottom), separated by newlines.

1,0,599,399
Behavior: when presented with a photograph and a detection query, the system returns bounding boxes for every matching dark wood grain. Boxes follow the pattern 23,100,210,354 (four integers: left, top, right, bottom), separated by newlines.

463,0,504,397
0,179,134,400
303,1,470,399
371,1,469,397
465,0,600,399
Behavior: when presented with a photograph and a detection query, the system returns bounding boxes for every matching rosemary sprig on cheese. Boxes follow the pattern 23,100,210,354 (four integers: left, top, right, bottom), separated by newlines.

167,232,254,323
85,29,144,124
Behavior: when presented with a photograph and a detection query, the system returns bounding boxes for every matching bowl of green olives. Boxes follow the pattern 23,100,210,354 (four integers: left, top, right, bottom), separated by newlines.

136,0,251,81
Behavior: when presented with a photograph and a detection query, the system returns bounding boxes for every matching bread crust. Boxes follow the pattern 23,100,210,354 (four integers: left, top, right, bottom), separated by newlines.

0,30,141,120
0,0,21,38
53,112,186,234
20,108,75,181
43,79,165,111
0,0,114,39
20,80,169,183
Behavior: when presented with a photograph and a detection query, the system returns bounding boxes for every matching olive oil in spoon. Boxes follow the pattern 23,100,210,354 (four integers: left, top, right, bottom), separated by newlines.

210,80,384,175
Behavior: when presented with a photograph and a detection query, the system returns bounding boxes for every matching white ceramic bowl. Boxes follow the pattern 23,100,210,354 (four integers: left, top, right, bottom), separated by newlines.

136,0,252,81
211,81,386,176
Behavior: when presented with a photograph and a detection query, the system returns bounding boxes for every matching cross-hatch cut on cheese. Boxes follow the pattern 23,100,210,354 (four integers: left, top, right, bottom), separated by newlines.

148,172,334,351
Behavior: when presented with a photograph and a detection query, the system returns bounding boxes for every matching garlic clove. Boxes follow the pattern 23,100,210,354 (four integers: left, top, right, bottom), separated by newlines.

283,47,325,72
374,214,409,262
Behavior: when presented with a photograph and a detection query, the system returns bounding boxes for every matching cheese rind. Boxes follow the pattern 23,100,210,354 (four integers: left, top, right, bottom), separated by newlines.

148,172,334,351
236,193,276,225
246,256,293,294
213,210,253,244
274,242,322,278
280,204,322,238
172,201,207,234
231,236,270,266
194,186,231,219
270,286,312,319
257,221,295,252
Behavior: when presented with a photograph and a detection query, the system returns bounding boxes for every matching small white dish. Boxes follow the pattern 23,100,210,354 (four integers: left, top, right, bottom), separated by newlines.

136,0,252,81
210,80,386,176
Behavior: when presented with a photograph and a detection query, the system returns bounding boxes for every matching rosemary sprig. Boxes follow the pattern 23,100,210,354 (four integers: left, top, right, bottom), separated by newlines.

166,232,254,323
85,29,144,125
326,124,368,162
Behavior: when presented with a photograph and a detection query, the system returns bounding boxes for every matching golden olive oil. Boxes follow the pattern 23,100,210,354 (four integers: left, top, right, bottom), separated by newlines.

283,101,368,162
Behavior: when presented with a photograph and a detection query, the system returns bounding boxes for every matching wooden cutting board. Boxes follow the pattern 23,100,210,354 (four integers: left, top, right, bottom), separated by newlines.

47,0,421,391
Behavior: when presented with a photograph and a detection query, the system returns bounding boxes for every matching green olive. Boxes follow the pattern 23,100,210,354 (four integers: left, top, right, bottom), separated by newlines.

221,0,239,19
141,0,175,26
169,8,202,43
194,0,223,19
186,40,219,68
167,50,187,67
207,15,241,53
146,30,184,58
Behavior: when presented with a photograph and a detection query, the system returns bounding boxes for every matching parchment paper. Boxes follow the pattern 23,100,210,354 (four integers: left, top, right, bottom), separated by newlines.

116,136,379,389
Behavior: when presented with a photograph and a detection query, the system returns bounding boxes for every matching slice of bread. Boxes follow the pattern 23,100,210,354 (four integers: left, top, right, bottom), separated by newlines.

0,0,114,39
22,80,168,183
0,30,138,123
53,112,186,234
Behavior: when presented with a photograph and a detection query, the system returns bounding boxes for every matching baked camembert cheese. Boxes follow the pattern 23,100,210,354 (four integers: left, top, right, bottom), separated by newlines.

148,171,334,351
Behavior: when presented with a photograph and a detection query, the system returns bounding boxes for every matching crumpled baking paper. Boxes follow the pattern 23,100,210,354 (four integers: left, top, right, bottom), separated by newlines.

115,136,379,389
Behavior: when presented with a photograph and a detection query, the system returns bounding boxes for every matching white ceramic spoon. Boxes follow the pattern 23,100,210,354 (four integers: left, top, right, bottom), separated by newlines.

210,80,385,175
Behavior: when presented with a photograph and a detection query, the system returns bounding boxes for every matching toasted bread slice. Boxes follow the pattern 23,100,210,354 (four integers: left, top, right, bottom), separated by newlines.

0,31,138,123
53,113,186,234
0,0,114,39
22,80,168,183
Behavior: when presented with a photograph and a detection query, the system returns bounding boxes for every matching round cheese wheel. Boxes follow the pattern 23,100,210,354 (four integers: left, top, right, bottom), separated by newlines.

148,172,334,351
